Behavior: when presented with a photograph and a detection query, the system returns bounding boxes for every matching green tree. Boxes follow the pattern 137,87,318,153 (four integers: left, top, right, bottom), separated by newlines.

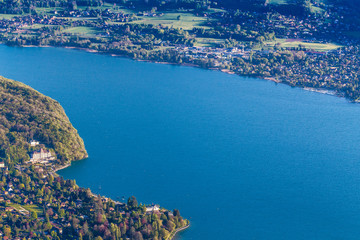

127,196,138,209
4,225,11,237
31,210,38,220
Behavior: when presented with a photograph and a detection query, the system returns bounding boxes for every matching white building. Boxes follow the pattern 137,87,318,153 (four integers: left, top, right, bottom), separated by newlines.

146,204,160,212
30,148,55,164
0,162,4,168
30,140,40,147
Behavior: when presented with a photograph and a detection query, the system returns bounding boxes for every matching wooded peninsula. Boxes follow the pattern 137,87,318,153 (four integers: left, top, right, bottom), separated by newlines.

1,0,360,239
0,76,189,239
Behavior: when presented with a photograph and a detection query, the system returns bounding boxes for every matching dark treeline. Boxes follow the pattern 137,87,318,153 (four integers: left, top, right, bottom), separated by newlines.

0,0,103,14
2,0,356,18
123,0,309,16
0,0,313,16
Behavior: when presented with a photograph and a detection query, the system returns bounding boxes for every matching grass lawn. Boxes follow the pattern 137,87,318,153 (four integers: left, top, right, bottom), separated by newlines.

63,26,99,36
77,2,113,10
267,0,292,5
265,38,342,52
9,203,43,215
118,8,138,15
22,24,52,30
131,12,208,30
35,3,136,15
203,8,227,14
194,37,225,47
35,7,64,15
268,0,325,13
23,204,43,215
0,14,22,19
57,17,98,21
307,2,325,14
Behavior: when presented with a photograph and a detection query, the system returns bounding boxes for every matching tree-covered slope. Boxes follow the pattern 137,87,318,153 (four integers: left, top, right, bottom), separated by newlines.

0,0,103,14
0,76,87,164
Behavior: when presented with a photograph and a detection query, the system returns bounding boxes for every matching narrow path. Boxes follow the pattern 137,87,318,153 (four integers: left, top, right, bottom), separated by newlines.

167,223,190,240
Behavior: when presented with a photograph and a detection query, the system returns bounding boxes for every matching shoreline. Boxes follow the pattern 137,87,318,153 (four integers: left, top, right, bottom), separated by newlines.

2,43,347,102
52,154,89,174
51,159,189,240
50,162,72,177
167,223,190,240
63,45,345,101
53,162,71,173
52,155,88,175
1,43,347,240
303,87,336,96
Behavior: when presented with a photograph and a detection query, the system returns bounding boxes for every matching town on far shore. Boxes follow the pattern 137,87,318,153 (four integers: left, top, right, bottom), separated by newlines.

1,0,360,101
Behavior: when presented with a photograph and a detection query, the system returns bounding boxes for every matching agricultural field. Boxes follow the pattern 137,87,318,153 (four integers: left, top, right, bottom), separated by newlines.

9,203,43,216
23,204,43,215
63,26,99,36
267,0,294,5
21,24,52,30
35,7,63,15
194,37,226,47
0,14,21,19
264,38,342,51
130,12,209,30
267,0,326,13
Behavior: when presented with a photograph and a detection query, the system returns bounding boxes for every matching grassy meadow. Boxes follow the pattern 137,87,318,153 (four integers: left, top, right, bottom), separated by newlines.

265,38,342,51
129,12,208,30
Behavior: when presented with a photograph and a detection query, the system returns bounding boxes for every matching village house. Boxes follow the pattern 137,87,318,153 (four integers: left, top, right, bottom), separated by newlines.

30,140,39,147
30,148,55,164
0,162,4,168
146,204,160,212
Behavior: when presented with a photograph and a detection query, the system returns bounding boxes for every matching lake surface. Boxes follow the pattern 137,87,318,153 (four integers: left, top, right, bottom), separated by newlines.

2,45,360,239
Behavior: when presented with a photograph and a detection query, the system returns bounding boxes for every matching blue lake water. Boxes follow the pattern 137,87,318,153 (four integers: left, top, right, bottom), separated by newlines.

2,45,360,239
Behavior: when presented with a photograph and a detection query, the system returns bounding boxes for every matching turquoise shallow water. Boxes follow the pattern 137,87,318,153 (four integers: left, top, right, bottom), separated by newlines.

2,45,360,239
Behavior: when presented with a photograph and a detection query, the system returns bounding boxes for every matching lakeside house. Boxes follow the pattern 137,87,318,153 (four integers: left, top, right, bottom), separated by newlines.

30,148,55,164
146,204,160,212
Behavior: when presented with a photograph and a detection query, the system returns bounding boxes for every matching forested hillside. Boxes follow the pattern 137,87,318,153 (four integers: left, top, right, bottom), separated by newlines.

0,76,87,165
1,0,356,14
0,0,103,14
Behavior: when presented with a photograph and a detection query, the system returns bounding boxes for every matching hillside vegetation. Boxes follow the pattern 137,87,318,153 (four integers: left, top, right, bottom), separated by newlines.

0,76,87,165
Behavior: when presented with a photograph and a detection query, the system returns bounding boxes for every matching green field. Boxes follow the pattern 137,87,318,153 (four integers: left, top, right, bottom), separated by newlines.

23,204,43,215
35,7,63,15
0,14,22,19
267,0,293,5
131,12,208,30
22,24,51,30
265,38,342,52
194,37,225,47
63,26,99,36
9,203,43,215
268,0,325,13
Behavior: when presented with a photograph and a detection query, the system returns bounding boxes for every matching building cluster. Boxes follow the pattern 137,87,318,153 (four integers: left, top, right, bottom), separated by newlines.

146,204,160,212
30,148,55,164
29,140,56,164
